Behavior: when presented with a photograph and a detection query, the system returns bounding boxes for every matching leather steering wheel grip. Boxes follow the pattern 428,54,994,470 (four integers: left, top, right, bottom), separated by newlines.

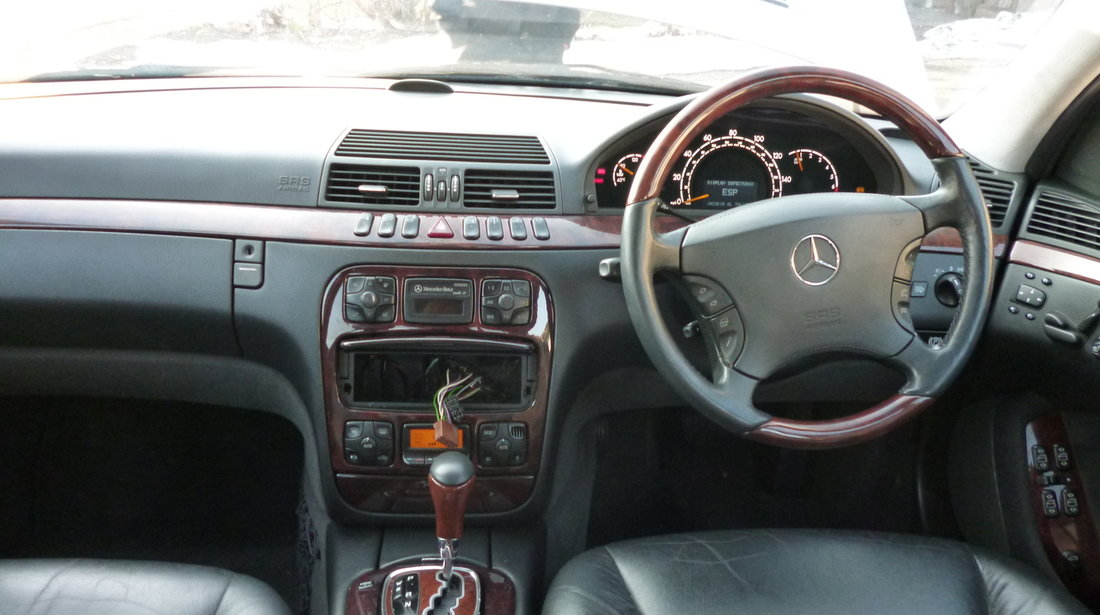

620,66,994,449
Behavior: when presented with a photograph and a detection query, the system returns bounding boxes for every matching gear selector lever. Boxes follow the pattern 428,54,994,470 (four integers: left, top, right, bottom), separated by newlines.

428,451,475,582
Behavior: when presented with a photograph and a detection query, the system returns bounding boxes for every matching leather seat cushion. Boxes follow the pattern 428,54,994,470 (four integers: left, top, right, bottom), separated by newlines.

543,530,1090,615
0,559,291,615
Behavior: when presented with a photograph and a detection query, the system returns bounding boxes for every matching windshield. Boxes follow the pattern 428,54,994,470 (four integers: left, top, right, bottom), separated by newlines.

3,0,1063,117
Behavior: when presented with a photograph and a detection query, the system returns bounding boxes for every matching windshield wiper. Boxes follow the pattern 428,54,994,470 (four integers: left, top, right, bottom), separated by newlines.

23,64,224,83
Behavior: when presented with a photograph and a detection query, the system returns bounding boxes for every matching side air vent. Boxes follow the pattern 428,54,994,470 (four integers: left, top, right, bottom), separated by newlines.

325,163,420,206
1026,190,1100,253
967,158,1015,225
335,130,550,164
463,170,556,209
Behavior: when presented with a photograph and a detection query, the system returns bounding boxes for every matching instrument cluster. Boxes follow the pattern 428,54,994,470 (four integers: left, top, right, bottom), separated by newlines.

594,106,880,211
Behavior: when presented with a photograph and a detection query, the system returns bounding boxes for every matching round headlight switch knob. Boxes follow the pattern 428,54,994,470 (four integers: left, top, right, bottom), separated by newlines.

934,272,964,308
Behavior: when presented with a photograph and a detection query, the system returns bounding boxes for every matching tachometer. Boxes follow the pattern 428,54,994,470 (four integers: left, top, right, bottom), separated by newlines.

785,148,839,194
673,131,783,209
611,153,644,187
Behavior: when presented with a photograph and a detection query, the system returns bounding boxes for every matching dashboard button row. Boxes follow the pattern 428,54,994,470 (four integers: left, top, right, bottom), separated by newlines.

353,214,551,242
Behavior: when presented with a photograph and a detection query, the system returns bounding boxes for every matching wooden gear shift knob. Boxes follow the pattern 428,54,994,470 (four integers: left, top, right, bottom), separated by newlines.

428,451,475,540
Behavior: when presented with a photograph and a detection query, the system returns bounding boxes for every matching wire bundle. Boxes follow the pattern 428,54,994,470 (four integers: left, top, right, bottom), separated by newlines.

433,370,482,424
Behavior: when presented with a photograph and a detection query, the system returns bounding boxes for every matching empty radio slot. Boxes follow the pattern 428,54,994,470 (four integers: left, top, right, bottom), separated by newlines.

338,338,536,412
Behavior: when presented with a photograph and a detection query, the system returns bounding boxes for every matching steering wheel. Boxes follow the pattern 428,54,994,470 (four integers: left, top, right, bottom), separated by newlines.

621,67,994,449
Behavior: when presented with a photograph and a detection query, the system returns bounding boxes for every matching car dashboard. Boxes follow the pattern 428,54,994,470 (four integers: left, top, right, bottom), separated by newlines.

4,74,1100,614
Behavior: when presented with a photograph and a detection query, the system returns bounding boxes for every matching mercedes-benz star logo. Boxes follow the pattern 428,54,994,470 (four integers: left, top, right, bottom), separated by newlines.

790,234,841,286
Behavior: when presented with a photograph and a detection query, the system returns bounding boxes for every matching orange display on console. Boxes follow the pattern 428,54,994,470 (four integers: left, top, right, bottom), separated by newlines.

409,427,464,449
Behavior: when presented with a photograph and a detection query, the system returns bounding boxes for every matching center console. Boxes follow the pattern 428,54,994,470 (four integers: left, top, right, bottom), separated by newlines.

321,265,553,515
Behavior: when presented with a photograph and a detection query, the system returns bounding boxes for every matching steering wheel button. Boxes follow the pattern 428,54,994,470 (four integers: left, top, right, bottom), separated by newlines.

717,332,743,364
893,239,922,282
709,309,741,335
891,281,914,331
684,275,733,316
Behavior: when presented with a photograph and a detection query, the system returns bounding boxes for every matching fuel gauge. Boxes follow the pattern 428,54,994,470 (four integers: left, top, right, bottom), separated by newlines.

785,149,839,194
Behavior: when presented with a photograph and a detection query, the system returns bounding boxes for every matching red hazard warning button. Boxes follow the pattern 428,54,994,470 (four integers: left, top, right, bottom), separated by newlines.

427,218,454,238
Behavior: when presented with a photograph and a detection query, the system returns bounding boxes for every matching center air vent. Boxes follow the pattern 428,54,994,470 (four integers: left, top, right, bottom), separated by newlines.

1026,190,1100,254
463,170,556,210
325,163,420,206
336,130,550,165
967,157,1015,225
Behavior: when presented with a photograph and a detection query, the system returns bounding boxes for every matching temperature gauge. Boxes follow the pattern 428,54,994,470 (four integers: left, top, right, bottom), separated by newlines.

611,153,644,187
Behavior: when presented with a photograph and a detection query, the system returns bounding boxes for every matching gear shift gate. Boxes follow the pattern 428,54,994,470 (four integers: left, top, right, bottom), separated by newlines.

382,565,481,615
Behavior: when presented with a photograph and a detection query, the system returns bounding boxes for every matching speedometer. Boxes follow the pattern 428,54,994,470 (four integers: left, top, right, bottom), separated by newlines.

673,131,783,209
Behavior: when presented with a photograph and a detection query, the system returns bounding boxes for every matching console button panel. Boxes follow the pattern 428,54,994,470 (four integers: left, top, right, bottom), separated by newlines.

478,422,528,467
323,265,552,515
481,279,532,326
345,276,397,323
344,421,394,467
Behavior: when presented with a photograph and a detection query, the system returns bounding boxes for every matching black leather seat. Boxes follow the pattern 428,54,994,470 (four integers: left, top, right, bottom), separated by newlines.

543,530,1090,614
0,559,291,615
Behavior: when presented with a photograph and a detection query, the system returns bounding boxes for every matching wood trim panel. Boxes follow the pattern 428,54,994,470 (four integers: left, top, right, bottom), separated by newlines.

1,198,1005,257
920,227,1008,258
322,265,552,514
1011,240,1100,287
335,475,534,515
0,198,688,249
345,562,515,615
746,394,935,449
